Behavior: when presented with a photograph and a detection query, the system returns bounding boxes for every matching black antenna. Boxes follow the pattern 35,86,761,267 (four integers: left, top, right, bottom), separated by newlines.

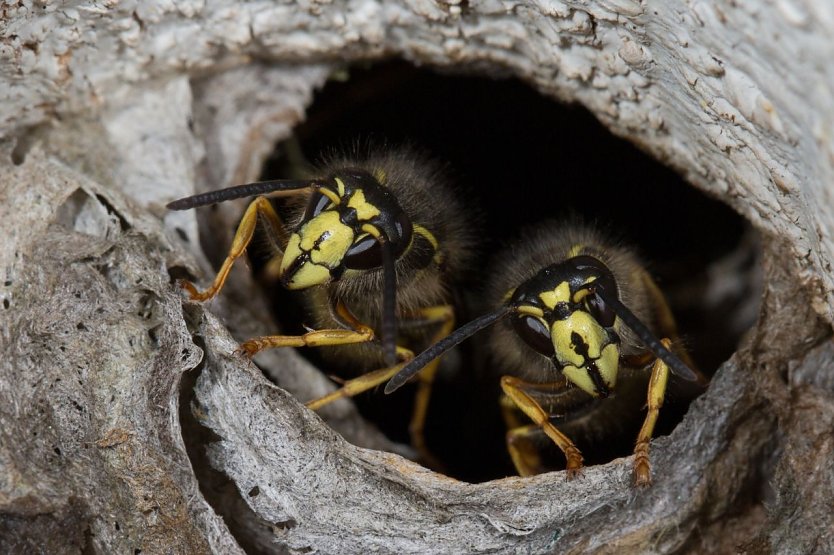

166,179,325,210
380,237,398,367
595,285,699,382
385,305,514,394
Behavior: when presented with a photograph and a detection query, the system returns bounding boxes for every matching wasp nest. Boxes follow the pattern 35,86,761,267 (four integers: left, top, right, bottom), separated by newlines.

2,2,833,553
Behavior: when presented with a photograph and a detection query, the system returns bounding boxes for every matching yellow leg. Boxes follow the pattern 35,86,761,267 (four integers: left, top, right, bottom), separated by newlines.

501,375,583,478
499,379,577,431
505,424,546,477
640,270,702,377
306,359,410,410
406,305,454,468
238,327,376,357
238,299,380,357
181,197,286,301
500,393,524,433
300,303,417,406
633,338,672,487
304,303,454,470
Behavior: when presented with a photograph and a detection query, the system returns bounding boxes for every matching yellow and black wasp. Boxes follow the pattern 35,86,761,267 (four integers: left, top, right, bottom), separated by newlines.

167,149,475,462
386,220,706,485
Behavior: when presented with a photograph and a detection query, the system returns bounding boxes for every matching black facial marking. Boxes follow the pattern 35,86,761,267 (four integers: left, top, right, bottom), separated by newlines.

511,255,620,329
513,257,612,304
339,206,358,227
552,303,572,321
329,265,345,280
280,251,310,286
586,362,610,398
309,169,415,272
570,331,610,397
570,331,589,360
334,171,412,248
281,234,334,285
312,233,329,251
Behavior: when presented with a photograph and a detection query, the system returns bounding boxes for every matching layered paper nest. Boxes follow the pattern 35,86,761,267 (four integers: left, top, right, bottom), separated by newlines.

2,2,834,553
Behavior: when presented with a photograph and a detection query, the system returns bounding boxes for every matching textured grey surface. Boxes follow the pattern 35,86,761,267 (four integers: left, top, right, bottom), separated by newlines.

0,149,402,553
3,1,834,320
2,1,834,553
193,320,759,553
0,154,238,553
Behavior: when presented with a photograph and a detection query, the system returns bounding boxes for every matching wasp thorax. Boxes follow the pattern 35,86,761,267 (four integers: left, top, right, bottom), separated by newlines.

279,169,414,289
510,255,622,398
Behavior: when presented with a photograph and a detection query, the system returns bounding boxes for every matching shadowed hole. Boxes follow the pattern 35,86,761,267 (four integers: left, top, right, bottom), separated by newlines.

204,61,762,483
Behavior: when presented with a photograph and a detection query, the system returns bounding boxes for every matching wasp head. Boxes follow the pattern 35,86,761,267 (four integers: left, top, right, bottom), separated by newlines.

510,255,621,398
279,169,413,289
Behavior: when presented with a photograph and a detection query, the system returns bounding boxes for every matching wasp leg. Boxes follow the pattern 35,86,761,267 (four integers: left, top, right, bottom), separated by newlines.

305,354,412,410
238,298,379,357
633,338,672,487
500,393,525,432
405,304,454,469
181,196,287,301
501,376,584,478
238,326,377,356
500,393,547,476
304,303,453,470
499,378,580,431
242,297,409,402
640,270,705,381
505,425,548,476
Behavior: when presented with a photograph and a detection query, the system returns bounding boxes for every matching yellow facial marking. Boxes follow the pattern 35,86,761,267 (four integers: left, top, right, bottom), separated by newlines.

413,224,441,264
334,177,346,196
279,211,355,288
319,187,341,205
283,258,331,289
572,287,591,304
562,366,598,398
299,212,354,266
413,225,438,251
550,311,607,367
598,343,619,390
561,341,619,397
361,224,381,239
516,305,544,318
373,168,387,184
279,234,332,288
298,212,335,249
568,244,584,258
539,282,570,310
282,234,302,267
347,189,381,221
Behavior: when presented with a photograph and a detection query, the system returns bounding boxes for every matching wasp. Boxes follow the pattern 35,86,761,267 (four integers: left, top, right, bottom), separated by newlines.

386,220,706,485
167,149,474,462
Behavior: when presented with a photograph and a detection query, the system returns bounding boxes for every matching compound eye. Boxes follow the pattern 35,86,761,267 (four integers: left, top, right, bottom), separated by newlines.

512,316,555,357
343,234,383,270
303,191,332,220
585,293,616,328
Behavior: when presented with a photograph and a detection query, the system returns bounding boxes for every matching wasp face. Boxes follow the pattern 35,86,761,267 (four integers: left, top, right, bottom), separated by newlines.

510,256,620,398
279,169,413,289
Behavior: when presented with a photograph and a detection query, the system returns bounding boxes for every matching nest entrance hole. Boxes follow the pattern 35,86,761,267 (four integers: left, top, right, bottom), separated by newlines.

249,61,761,483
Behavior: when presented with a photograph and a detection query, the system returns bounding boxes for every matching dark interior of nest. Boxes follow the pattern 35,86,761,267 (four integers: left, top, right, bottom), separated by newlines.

245,61,762,483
